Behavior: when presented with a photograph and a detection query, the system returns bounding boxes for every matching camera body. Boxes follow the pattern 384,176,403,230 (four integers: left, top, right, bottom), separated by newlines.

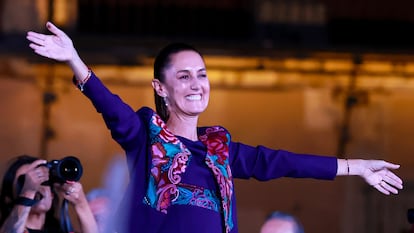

44,156,83,184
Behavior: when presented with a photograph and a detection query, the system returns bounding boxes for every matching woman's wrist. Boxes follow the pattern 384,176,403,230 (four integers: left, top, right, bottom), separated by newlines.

73,196,90,211
338,158,363,176
68,51,89,82
346,159,364,176
74,68,92,92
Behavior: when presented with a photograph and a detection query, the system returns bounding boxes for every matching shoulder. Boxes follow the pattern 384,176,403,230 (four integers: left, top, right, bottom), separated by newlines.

137,106,156,118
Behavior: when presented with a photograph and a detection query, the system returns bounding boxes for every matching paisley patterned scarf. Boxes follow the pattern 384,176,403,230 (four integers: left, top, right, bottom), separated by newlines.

144,113,234,232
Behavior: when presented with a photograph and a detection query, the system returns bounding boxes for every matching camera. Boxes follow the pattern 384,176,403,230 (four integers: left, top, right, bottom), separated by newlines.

43,156,83,184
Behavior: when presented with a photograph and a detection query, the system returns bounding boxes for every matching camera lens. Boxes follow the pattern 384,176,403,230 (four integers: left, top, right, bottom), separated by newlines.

58,156,83,182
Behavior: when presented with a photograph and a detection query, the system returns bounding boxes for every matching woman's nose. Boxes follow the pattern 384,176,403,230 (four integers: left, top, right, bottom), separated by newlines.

190,75,200,90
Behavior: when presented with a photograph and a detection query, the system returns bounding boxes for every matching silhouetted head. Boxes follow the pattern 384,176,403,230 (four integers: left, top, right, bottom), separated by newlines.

260,211,305,233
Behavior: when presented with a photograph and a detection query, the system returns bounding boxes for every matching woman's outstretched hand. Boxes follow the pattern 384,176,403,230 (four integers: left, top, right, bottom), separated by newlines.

26,21,75,62
358,159,403,195
26,21,89,83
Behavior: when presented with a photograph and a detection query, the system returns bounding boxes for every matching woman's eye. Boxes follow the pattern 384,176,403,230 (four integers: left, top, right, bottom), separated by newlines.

179,75,190,79
199,74,207,78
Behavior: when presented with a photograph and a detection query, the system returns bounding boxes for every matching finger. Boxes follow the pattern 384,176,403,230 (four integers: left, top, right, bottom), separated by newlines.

26,32,48,42
62,183,74,191
382,161,400,170
64,186,72,195
383,173,403,189
29,43,48,53
34,168,49,180
373,183,390,195
29,43,50,55
29,168,48,182
32,169,43,178
65,187,74,195
65,186,77,196
27,160,47,170
46,21,66,38
386,171,403,184
380,181,399,194
26,35,46,46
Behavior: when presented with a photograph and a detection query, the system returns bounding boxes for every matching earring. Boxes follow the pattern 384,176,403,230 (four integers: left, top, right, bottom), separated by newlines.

163,97,168,106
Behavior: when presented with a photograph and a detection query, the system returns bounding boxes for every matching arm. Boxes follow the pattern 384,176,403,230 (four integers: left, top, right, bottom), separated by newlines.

0,160,48,233
229,142,403,195
229,142,337,181
337,158,403,195
27,22,143,150
0,204,31,233
57,182,98,233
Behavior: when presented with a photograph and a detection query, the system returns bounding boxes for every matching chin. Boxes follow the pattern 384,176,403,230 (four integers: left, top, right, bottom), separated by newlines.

193,107,207,114
33,199,53,212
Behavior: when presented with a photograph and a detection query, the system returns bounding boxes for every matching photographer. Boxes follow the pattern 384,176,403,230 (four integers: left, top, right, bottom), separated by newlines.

0,155,97,233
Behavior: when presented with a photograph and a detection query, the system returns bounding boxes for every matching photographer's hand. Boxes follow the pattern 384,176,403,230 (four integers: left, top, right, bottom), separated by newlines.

19,160,49,198
56,181,99,233
59,181,85,204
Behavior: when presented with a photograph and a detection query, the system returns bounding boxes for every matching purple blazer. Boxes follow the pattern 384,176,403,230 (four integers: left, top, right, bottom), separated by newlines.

80,72,338,233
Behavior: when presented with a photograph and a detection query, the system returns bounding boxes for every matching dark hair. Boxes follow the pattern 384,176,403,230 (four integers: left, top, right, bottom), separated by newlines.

153,42,203,122
265,211,305,233
0,155,62,232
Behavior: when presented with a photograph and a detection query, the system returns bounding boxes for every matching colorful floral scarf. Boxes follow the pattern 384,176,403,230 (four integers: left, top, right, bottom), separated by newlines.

144,113,234,232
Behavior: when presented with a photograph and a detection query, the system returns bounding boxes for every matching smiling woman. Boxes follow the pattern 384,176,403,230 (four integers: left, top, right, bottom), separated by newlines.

151,45,210,138
25,21,403,233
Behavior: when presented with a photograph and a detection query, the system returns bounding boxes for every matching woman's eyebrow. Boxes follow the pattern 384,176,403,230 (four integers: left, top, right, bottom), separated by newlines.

176,67,206,73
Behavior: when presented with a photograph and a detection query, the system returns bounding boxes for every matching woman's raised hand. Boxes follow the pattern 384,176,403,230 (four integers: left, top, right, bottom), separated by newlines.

26,21,75,62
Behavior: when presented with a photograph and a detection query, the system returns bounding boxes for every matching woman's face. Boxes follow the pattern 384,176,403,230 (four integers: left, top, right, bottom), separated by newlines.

162,50,210,118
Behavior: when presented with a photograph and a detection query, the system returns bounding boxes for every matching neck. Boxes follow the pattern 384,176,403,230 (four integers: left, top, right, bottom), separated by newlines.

166,115,199,141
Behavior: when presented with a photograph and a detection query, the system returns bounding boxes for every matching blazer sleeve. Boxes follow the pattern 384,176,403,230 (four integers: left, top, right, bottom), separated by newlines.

79,72,144,151
229,141,338,181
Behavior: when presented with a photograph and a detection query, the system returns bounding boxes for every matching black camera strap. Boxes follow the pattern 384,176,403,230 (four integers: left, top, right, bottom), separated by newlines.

60,199,74,233
14,197,38,206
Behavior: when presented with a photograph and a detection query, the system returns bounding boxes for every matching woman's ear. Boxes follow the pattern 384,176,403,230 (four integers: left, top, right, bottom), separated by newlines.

152,79,166,97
